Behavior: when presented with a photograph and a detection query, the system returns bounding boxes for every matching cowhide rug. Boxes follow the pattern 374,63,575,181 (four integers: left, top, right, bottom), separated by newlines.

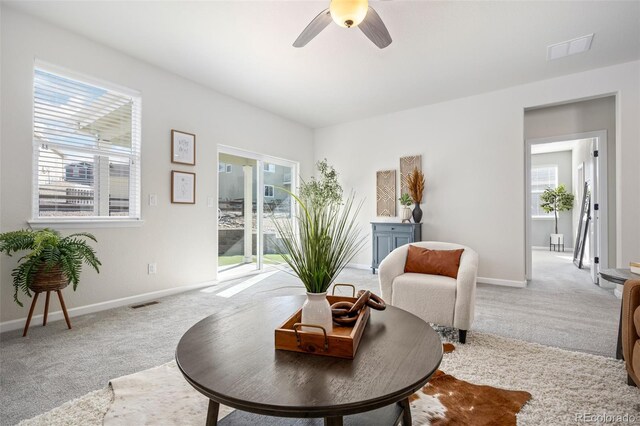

408,342,531,426
99,341,530,426
41,332,640,426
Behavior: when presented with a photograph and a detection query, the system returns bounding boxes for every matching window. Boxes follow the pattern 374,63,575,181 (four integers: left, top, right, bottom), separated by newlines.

33,65,141,221
264,185,274,198
226,164,233,173
264,163,275,173
218,162,226,173
531,165,558,218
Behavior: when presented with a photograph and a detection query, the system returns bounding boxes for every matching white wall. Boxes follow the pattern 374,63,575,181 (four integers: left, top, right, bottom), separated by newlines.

531,151,573,247
0,7,314,325
315,61,640,284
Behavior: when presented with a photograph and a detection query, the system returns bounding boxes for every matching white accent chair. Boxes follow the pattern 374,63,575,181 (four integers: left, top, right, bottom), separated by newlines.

378,241,479,343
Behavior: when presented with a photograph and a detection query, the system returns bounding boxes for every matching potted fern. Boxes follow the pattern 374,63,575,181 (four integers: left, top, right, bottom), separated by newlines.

273,160,366,333
0,228,101,307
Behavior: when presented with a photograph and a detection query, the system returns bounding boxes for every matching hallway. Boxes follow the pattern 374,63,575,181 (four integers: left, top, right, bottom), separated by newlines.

531,247,602,293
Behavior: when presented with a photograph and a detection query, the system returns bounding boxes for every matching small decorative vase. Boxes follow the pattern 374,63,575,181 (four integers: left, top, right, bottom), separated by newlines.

301,292,333,334
401,206,412,223
412,202,423,223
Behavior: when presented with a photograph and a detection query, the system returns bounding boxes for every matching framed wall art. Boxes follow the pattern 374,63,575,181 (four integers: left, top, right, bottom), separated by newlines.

171,129,196,165
400,155,422,196
171,171,196,204
376,170,396,216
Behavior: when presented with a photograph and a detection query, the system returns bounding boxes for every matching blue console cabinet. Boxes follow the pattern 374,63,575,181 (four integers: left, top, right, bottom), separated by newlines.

371,222,422,273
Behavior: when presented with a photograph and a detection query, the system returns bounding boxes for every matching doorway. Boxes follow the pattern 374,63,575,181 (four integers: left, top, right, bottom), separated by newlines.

217,146,297,279
525,131,608,286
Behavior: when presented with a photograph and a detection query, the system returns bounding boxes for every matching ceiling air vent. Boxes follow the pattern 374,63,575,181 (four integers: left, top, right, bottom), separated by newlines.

547,34,594,61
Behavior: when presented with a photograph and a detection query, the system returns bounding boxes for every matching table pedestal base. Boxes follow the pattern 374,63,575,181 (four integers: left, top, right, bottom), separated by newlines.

206,397,411,426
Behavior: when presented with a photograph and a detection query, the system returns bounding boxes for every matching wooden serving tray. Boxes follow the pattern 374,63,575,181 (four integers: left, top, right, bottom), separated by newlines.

274,295,370,359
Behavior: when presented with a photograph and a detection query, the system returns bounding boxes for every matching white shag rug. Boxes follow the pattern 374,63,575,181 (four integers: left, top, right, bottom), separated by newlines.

18,332,640,426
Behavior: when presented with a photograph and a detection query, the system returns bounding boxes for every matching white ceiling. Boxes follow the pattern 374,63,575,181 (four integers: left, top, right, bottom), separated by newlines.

5,1,640,128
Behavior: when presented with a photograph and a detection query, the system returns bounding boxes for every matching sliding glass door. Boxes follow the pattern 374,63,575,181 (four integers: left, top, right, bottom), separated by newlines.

218,153,259,273
218,148,297,276
262,162,294,267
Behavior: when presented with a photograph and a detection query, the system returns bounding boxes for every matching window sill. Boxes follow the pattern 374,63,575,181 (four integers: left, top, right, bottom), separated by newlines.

531,216,555,220
28,218,144,229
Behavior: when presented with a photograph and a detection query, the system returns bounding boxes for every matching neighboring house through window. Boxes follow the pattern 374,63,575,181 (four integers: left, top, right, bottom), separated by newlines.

264,185,274,198
531,165,558,218
33,64,141,220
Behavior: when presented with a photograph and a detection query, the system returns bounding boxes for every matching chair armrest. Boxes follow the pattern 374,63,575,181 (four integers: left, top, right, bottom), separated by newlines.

453,248,479,330
378,245,410,303
622,279,640,366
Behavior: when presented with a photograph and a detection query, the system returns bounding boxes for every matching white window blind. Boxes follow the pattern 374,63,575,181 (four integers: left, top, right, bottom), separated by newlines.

33,66,141,220
531,165,558,218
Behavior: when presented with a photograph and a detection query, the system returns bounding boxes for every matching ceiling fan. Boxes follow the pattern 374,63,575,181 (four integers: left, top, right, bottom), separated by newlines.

293,0,392,49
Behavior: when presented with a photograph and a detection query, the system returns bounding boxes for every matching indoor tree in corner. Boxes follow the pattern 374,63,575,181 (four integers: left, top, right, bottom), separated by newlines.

273,159,366,333
540,184,574,251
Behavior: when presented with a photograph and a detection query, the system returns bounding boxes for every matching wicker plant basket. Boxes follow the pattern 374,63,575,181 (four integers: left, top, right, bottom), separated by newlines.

29,265,69,293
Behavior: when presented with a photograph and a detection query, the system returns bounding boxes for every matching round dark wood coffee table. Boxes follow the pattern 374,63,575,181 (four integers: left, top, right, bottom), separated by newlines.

176,295,442,426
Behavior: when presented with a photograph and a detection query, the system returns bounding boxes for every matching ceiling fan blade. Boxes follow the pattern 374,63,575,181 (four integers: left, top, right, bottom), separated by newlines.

359,7,392,49
293,9,332,48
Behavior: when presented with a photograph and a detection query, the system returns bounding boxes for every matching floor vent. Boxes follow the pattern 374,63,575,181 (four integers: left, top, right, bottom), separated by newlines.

131,301,160,309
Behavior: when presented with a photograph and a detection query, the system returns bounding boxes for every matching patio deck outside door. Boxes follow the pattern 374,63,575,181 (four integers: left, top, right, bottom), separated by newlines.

217,146,297,278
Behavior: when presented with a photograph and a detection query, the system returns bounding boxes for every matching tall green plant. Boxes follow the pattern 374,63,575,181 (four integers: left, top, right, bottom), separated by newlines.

274,192,365,293
540,184,575,234
299,159,343,208
0,229,101,306
274,160,365,294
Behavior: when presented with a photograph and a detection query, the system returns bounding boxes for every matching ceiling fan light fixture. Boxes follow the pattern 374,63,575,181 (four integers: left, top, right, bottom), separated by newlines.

329,0,369,28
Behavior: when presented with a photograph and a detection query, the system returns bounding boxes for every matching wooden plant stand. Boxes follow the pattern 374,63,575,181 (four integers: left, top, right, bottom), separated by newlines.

23,289,72,337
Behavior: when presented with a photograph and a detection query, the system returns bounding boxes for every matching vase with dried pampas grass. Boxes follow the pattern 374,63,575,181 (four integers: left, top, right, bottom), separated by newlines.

406,168,425,223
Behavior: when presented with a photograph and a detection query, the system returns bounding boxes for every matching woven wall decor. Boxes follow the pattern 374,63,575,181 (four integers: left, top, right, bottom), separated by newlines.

400,155,422,196
376,170,396,216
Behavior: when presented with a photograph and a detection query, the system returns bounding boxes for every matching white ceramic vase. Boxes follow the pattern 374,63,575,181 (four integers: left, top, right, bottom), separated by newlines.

301,292,333,334
401,206,412,222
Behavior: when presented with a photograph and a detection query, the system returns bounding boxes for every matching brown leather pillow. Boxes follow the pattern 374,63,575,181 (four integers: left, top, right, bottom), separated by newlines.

404,245,464,279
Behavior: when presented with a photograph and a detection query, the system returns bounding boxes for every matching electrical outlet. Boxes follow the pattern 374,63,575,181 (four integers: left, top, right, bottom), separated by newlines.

207,197,214,208
149,194,158,206
148,263,157,274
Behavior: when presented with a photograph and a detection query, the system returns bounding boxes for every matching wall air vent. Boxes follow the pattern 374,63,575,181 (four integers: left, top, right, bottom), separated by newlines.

131,301,160,309
547,34,594,61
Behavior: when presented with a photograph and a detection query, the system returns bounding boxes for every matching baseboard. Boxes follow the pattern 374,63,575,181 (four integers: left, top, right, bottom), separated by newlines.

0,280,217,334
477,277,527,288
347,263,525,287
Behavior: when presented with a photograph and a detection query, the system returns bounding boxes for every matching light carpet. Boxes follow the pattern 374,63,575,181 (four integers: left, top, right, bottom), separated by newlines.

18,333,640,426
